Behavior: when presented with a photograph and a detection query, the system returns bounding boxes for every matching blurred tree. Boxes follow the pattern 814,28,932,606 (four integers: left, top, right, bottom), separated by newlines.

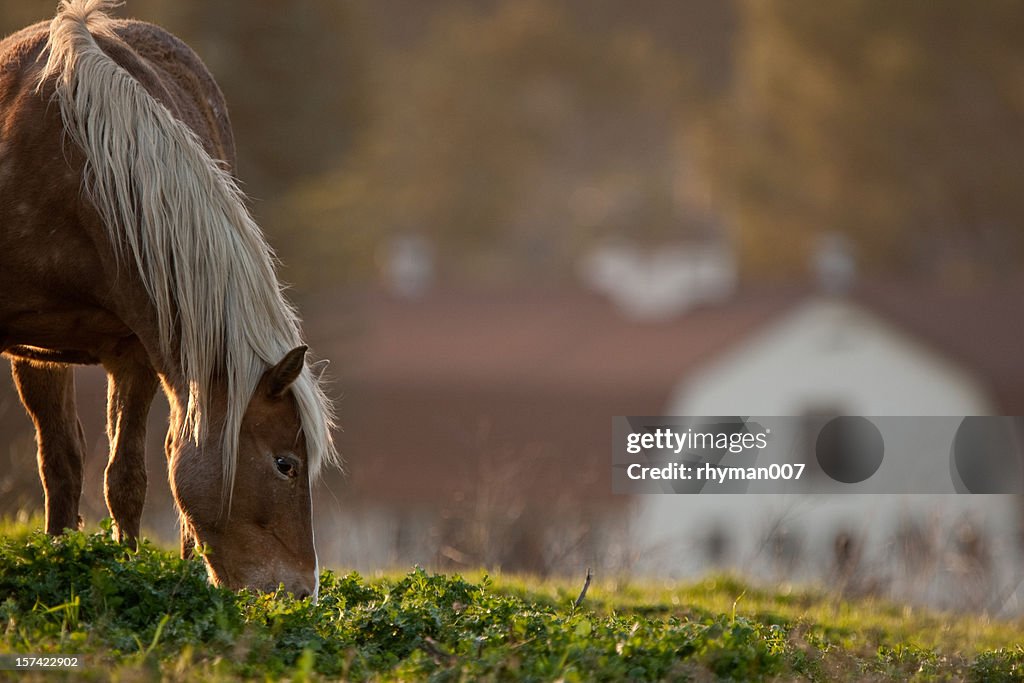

0,1,56,34
707,0,1024,281
133,0,366,201
2,0,366,227
278,0,704,286
5,1,735,289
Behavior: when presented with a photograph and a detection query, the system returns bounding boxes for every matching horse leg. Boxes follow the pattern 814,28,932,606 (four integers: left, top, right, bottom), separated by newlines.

161,421,197,561
10,360,87,534
180,526,196,559
104,354,158,543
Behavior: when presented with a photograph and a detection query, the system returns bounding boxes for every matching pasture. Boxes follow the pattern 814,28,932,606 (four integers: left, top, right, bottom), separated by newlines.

0,520,1022,681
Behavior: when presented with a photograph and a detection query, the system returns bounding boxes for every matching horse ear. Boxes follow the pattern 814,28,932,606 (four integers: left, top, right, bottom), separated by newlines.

267,345,307,398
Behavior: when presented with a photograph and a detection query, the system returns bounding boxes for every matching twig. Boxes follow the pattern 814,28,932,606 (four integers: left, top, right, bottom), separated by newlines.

573,567,593,609
421,637,456,666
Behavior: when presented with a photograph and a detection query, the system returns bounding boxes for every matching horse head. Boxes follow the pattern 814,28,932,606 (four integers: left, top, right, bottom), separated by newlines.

168,346,320,599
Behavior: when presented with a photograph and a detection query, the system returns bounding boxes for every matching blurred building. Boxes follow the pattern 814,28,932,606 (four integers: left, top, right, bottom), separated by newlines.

638,280,1024,614
311,277,1024,597
311,282,790,572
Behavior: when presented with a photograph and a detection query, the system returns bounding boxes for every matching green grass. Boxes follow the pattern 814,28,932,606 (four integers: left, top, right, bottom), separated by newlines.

0,521,1022,681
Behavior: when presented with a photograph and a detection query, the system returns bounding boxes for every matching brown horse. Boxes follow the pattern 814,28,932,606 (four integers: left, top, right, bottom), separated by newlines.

0,0,337,597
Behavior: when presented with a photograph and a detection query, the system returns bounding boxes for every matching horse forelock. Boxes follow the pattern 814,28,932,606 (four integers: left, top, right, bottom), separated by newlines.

39,0,338,503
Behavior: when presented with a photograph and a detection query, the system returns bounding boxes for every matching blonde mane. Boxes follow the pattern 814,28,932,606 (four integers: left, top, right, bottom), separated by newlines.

39,0,337,500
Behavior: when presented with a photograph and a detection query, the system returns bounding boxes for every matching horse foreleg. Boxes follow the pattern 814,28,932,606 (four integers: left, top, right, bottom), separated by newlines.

104,354,158,544
10,360,87,535
163,406,197,559
180,525,196,559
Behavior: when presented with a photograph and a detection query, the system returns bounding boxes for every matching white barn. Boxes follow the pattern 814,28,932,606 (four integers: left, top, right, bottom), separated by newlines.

630,289,1024,614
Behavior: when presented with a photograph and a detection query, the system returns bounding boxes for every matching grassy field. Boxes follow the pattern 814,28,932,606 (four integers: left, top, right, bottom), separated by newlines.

1,519,1022,681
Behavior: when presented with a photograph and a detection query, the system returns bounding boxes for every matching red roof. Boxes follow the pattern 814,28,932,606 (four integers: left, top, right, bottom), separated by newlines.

306,281,1024,505
317,286,797,393
308,286,799,505
856,280,1024,414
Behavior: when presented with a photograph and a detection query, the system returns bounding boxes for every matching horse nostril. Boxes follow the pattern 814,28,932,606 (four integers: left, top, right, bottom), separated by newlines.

295,588,311,599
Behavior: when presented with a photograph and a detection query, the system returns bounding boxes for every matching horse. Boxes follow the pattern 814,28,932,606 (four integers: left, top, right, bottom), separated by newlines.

0,0,337,598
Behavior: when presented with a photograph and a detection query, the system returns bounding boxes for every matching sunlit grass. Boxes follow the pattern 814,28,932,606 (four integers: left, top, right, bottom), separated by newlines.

1,518,1022,681
457,569,1024,655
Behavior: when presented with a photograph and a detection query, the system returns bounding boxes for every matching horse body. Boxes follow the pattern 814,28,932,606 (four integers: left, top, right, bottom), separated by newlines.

0,1,335,597
0,19,229,365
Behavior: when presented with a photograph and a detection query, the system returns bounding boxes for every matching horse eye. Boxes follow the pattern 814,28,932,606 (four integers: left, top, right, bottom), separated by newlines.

274,455,298,479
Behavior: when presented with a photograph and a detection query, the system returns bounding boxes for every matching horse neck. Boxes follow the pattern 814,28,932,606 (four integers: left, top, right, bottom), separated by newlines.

158,367,229,455
108,287,194,421
107,276,227,456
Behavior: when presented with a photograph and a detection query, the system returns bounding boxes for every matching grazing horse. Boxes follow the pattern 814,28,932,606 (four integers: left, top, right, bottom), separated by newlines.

0,0,337,597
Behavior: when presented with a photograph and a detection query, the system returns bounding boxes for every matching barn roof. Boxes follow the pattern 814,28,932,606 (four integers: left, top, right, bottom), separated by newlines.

310,279,1024,507
856,280,1024,414
311,285,797,505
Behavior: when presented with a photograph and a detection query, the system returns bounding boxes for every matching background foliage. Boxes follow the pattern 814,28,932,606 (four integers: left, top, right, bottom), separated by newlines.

7,0,1019,286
